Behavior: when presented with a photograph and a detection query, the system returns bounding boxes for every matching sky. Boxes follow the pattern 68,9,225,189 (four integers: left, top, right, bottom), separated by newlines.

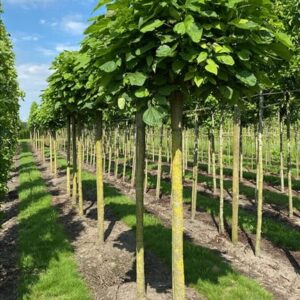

2,0,103,121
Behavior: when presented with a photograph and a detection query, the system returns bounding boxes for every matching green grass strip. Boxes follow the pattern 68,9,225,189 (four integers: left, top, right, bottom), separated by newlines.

17,142,91,300
52,152,272,299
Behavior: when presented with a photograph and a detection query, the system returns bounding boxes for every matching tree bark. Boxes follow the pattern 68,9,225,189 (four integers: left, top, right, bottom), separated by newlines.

286,93,293,218
170,92,185,300
232,105,240,245
191,113,199,220
67,116,71,197
255,92,264,256
135,111,146,300
72,116,78,205
156,125,163,201
219,111,225,234
96,112,104,245
77,126,84,216
280,111,285,192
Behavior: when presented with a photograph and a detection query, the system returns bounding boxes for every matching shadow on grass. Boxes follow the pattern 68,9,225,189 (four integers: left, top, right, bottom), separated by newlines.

17,142,90,299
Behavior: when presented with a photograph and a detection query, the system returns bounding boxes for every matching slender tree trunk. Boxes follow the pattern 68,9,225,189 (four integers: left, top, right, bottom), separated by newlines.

96,112,104,244
72,116,78,205
255,93,264,256
170,93,185,300
219,111,225,234
123,127,128,182
211,115,217,194
191,114,199,220
67,116,71,197
114,127,119,179
295,125,299,179
77,127,84,216
135,111,146,300
208,130,211,174
49,133,53,173
286,94,293,218
53,132,57,176
131,130,136,187
232,105,240,245
156,125,163,201
240,127,243,182
280,111,285,192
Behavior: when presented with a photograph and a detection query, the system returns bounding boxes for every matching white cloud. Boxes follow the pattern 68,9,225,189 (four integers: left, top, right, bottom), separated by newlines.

17,63,52,121
61,14,87,35
37,43,79,57
5,0,55,8
21,35,40,41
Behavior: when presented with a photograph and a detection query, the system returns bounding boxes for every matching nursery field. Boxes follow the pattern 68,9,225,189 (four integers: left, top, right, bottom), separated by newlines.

1,0,300,299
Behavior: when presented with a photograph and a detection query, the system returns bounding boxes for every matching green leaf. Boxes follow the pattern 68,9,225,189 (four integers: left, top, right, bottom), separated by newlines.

140,19,164,33
125,72,147,86
100,61,118,73
174,22,186,35
236,70,257,87
184,15,203,43
205,59,218,75
216,55,235,66
156,45,176,57
275,32,293,48
194,75,204,87
230,19,259,30
118,97,126,110
238,49,251,61
143,106,163,127
135,87,150,98
220,86,233,99
172,60,185,74
197,52,208,64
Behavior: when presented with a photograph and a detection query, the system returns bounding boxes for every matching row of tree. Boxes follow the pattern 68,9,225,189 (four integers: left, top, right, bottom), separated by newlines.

27,0,299,299
0,4,21,201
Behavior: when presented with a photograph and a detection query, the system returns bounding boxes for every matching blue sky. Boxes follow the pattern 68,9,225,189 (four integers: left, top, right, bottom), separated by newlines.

2,0,103,121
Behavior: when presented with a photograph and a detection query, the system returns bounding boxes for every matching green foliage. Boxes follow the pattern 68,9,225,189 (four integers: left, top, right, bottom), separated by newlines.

0,8,21,198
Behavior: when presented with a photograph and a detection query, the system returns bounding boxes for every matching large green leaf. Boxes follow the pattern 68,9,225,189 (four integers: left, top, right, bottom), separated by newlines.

275,32,293,48
125,72,147,86
205,59,219,75
140,19,164,33
216,55,235,66
156,45,176,57
100,61,118,73
230,19,260,30
184,15,203,43
235,70,257,87
143,106,163,126
135,87,150,98
197,52,208,64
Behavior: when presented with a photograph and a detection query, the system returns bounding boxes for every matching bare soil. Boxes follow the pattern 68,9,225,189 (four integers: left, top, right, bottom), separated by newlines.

33,150,201,300
0,157,19,300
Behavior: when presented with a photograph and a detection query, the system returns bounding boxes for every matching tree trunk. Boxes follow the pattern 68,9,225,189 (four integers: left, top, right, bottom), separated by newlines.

295,125,299,179
286,93,293,218
96,112,104,244
67,116,71,197
135,111,146,300
280,111,285,192
77,127,84,216
219,111,225,234
170,92,185,300
72,116,78,205
232,105,240,245
211,115,217,194
49,133,53,173
240,127,243,182
156,125,163,201
191,113,199,220
53,132,57,176
255,92,264,256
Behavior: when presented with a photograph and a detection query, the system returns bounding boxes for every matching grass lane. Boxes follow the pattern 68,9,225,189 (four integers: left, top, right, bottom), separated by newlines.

17,142,91,300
